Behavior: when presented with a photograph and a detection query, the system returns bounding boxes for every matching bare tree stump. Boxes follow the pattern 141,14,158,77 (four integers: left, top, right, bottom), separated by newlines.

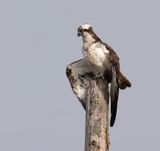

66,59,110,151
85,79,110,151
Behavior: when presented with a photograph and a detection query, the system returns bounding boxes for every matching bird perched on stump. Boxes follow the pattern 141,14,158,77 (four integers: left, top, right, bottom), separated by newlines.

77,24,131,127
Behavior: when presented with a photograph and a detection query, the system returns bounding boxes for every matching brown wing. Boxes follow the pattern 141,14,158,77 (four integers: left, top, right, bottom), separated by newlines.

103,42,120,70
103,42,120,127
103,42,132,89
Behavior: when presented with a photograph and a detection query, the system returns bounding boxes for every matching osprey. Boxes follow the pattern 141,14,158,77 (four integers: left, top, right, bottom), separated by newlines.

76,24,131,127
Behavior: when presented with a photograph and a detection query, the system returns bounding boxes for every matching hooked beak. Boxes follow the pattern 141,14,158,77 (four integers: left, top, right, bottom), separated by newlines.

77,26,82,37
77,32,81,37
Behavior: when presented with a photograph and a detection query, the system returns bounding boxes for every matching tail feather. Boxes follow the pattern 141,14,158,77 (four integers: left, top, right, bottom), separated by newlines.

110,85,119,127
110,97,118,127
110,68,119,127
118,72,131,89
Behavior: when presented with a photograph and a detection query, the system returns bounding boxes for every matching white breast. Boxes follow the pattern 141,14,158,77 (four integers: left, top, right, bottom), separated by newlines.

83,43,110,72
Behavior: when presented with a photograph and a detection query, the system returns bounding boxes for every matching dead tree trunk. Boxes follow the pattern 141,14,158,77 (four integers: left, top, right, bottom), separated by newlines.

66,59,110,151
85,79,110,151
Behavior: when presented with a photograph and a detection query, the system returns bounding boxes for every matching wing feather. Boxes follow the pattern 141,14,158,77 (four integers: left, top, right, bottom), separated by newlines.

103,42,120,70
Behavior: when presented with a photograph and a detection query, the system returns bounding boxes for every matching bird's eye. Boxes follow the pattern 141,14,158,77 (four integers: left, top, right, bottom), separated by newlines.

83,29,88,32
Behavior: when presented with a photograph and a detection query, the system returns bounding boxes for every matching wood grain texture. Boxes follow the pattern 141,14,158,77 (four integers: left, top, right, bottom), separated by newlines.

66,60,110,151
85,79,110,151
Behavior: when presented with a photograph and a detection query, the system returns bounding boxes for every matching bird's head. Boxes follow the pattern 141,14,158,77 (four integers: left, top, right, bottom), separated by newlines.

77,24,93,37
77,24,101,43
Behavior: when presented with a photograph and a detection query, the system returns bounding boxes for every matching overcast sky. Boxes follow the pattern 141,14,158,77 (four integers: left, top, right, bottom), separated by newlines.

0,0,160,151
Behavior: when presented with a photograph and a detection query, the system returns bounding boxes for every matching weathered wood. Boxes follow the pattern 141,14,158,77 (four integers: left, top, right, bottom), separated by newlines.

66,59,95,109
66,60,110,151
85,79,110,151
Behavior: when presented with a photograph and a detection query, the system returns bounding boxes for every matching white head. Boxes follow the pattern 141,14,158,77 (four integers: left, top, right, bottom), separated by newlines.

77,24,93,37
80,24,92,30
77,24,101,43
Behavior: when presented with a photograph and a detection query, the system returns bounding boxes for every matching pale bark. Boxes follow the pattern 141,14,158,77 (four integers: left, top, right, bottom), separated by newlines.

66,60,110,151
85,79,110,151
